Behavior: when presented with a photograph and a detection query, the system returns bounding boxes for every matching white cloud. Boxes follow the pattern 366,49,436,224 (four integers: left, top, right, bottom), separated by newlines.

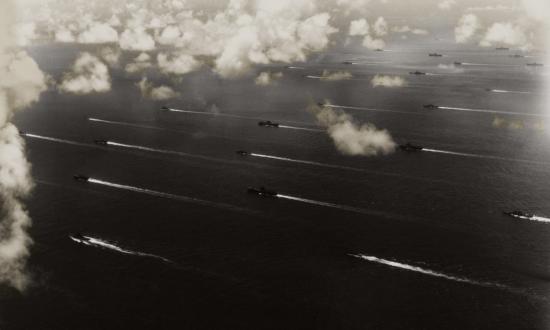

99,47,121,67
136,77,179,100
0,0,47,292
157,53,200,75
373,17,388,37
521,0,550,21
438,0,456,10
362,35,386,50
371,75,406,87
15,23,37,47
125,52,152,74
77,23,118,44
119,28,155,51
320,70,352,81
349,19,369,36
255,71,283,86
59,53,111,94
55,27,76,43
479,22,530,50
312,103,396,156
455,14,481,43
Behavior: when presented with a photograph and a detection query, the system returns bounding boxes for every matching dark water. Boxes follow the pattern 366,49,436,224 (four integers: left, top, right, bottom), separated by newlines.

2,43,549,329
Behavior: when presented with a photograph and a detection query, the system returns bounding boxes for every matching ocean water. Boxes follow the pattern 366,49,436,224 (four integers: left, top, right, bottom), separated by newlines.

2,43,549,329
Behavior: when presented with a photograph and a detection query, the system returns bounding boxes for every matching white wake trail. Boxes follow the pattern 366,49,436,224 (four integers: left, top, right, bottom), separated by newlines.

461,63,520,67
165,108,253,121
89,118,170,132
71,235,172,263
437,106,548,118
489,89,534,95
276,194,368,214
87,178,252,214
163,108,315,127
23,133,92,148
248,152,461,186
323,104,421,116
530,216,550,223
278,125,324,132
422,148,549,165
250,153,356,171
349,254,508,289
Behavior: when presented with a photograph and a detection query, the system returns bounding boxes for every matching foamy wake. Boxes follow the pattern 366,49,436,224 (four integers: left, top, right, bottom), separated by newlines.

87,178,252,214
422,148,549,165
323,104,421,116
70,235,172,263
461,63,519,67
23,133,92,148
437,106,547,118
162,108,314,127
349,254,508,289
489,89,534,95
276,194,368,214
278,125,324,132
530,216,550,223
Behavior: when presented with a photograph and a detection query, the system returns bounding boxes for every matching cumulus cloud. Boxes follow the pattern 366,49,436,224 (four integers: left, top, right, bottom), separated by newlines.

59,53,111,94
438,0,456,10
320,70,353,81
136,78,179,100
373,17,388,37
310,103,396,156
77,23,118,44
255,71,283,86
99,47,121,67
336,0,371,15
438,63,464,73
349,18,369,36
119,28,155,51
125,52,153,74
455,14,481,43
363,35,386,50
55,27,76,43
15,23,37,47
479,22,531,50
371,75,406,88
0,0,47,291
347,16,387,50
157,53,200,75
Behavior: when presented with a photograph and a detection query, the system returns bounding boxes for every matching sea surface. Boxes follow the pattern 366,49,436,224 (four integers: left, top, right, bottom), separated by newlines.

1,43,549,329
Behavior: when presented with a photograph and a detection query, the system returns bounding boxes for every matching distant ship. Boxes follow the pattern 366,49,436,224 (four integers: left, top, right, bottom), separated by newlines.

258,120,279,128
509,54,524,58
247,187,278,198
526,63,544,67
160,106,170,111
409,71,426,75
399,143,424,152
94,140,108,146
453,61,463,66
503,210,534,220
73,174,90,182
495,47,510,50
423,104,439,109
374,49,384,52
236,150,250,156
342,61,354,65
429,53,443,57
